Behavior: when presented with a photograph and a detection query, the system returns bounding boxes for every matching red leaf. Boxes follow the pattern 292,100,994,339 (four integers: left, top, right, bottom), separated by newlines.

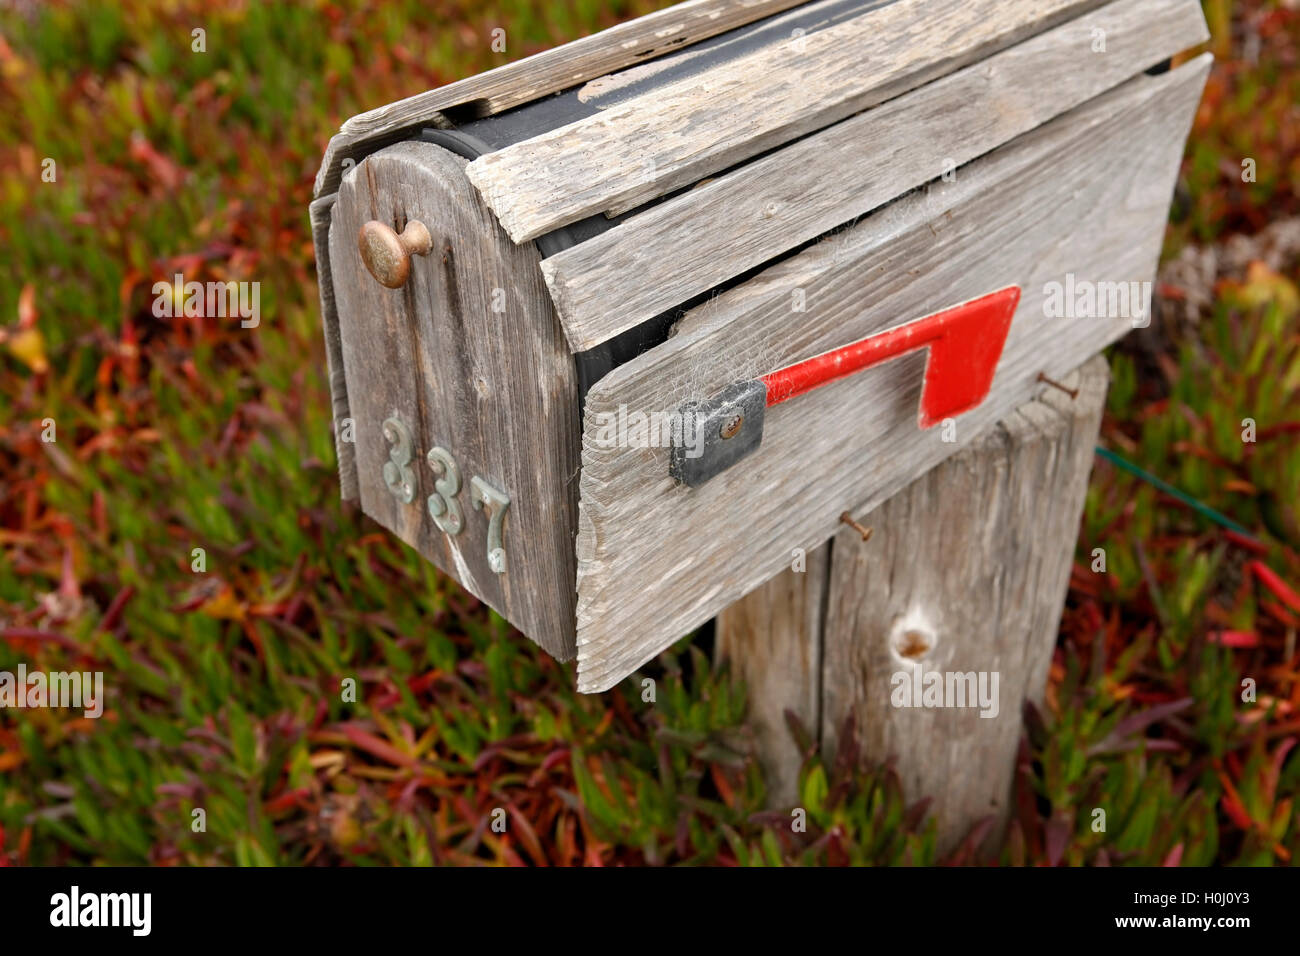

264,787,311,814
1225,530,1269,555
1251,561,1300,612
1044,816,1070,867
1217,771,1255,829
1262,599,1300,628
1207,629,1259,647
339,724,417,768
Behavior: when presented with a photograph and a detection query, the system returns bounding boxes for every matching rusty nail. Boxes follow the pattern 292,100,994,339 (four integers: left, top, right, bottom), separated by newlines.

895,629,931,659
1037,371,1079,400
839,511,873,542
720,413,744,439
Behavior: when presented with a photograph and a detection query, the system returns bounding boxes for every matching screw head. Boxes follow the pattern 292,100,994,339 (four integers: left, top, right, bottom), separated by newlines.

720,412,744,439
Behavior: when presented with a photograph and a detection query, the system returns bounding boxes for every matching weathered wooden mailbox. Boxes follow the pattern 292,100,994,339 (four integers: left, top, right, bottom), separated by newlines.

311,0,1210,714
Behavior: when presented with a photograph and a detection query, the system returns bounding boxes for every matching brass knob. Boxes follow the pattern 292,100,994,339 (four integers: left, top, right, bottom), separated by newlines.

358,219,432,288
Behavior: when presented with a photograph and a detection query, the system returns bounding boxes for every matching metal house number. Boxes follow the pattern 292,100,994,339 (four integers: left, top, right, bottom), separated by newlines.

380,417,510,573
381,417,417,504
425,445,463,535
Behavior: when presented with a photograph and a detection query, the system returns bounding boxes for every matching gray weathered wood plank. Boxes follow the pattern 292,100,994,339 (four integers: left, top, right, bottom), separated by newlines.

716,540,829,806
465,0,1108,243
573,57,1209,692
314,0,813,199
716,358,1107,832
330,142,581,658
310,194,359,501
820,356,1107,855
541,0,1208,351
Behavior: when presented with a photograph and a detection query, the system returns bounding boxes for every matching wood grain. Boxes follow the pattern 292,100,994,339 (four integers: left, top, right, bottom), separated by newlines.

541,0,1208,351
573,57,1209,692
716,541,829,806
715,358,1107,832
329,142,581,659
313,0,813,199
465,0,1107,243
820,356,1108,854
310,194,359,502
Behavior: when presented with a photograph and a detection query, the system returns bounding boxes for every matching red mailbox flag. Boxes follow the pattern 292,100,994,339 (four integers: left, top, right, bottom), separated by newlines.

671,285,1023,488
760,285,1021,427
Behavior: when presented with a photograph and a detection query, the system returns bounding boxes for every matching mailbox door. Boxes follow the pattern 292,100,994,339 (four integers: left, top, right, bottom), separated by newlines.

329,141,581,660
573,59,1210,692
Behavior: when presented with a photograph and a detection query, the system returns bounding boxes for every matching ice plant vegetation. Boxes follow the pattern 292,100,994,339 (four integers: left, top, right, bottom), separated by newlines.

0,0,1297,866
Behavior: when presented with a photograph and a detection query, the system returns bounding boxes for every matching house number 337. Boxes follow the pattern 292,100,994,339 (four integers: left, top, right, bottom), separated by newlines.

380,417,510,574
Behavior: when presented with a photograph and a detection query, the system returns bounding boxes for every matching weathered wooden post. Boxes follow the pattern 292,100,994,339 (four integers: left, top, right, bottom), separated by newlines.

310,0,1210,850
719,356,1108,849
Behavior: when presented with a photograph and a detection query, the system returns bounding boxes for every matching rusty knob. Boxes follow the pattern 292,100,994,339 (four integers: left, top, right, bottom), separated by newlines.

358,219,432,288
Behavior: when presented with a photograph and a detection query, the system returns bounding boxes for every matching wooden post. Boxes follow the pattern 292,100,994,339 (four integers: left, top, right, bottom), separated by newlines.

717,355,1108,853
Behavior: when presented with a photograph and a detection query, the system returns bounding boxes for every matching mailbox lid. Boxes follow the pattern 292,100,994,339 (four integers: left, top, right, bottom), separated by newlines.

573,57,1211,693
328,142,581,659
469,0,1208,353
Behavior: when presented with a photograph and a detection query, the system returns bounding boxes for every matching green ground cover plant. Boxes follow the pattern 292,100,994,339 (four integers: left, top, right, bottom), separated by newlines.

0,0,1296,865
